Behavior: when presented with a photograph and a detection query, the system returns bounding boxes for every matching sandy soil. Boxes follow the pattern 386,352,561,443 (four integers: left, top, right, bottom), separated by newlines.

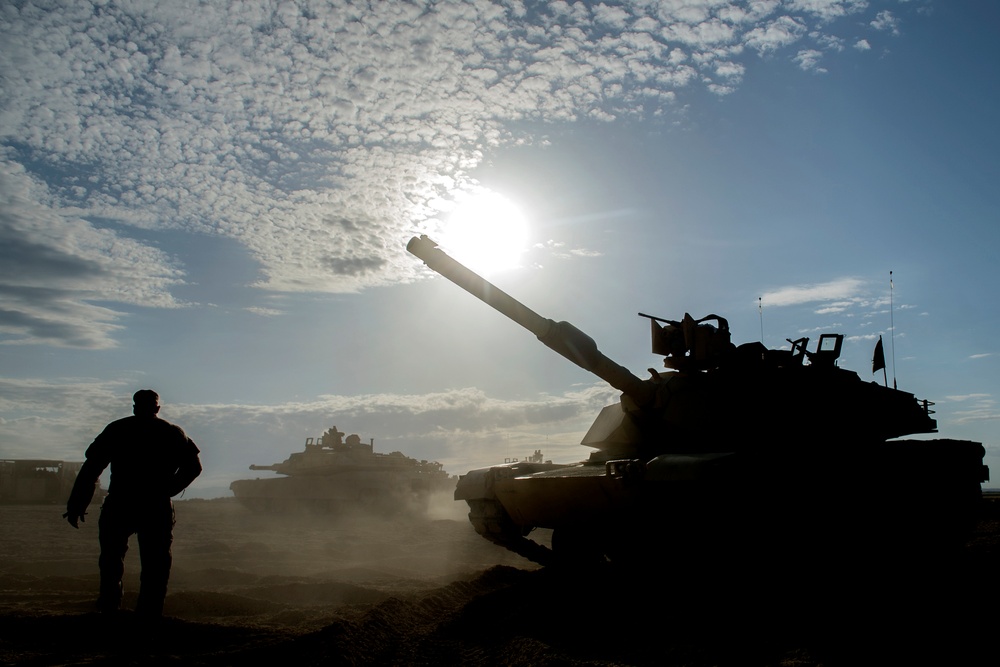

1,495,998,666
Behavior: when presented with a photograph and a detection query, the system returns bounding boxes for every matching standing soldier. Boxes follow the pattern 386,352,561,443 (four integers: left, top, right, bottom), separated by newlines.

64,389,202,618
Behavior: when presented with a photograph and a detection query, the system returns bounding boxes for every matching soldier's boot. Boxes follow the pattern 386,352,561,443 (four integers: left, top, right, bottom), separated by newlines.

96,580,123,614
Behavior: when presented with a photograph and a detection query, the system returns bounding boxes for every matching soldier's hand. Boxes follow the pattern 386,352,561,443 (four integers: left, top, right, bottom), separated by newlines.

63,511,85,529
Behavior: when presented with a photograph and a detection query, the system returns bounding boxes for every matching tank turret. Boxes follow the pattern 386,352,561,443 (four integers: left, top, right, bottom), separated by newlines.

408,235,989,567
409,236,938,458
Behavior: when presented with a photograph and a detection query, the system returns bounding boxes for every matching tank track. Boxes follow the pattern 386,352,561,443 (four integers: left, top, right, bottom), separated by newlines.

466,499,554,567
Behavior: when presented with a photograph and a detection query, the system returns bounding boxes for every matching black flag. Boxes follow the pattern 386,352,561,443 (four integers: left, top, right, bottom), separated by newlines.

873,336,886,374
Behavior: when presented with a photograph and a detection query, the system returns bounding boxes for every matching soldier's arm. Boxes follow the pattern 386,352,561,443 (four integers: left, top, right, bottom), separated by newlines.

64,438,111,528
167,438,203,497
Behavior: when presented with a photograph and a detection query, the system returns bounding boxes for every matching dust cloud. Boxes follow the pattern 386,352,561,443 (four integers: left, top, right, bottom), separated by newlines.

425,489,468,521
2,498,1000,665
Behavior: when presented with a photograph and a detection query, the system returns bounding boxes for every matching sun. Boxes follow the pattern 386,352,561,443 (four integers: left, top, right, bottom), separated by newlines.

439,191,529,276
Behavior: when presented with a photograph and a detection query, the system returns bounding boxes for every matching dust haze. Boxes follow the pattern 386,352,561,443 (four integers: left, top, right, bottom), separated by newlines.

3,498,1000,665
0,496,525,611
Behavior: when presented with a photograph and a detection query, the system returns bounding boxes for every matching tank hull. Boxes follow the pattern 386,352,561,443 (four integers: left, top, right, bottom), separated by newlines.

231,471,451,514
457,439,988,566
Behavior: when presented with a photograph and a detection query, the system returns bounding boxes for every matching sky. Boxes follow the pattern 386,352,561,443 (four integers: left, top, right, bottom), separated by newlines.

1,0,997,498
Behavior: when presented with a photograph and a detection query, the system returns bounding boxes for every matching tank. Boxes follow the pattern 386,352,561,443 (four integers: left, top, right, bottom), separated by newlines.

407,235,990,567
229,425,454,514
1,459,103,505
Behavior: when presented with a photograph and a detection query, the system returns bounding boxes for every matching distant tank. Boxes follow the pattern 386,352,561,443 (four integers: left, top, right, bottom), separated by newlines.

229,426,454,514
1,459,104,505
504,450,550,465
407,235,990,567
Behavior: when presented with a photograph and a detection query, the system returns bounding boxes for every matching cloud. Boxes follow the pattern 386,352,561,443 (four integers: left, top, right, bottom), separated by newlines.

811,33,846,52
793,49,827,72
942,394,999,425
815,300,856,314
0,377,139,458
244,306,283,317
946,394,993,403
870,10,901,36
761,277,866,307
0,1,903,346
0,375,620,488
744,16,808,53
0,161,184,347
788,0,870,23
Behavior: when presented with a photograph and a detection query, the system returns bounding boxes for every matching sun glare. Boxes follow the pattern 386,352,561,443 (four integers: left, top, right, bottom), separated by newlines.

440,191,529,276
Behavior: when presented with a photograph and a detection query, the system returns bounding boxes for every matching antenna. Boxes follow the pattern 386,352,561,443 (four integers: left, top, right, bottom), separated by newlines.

758,297,764,344
889,271,897,390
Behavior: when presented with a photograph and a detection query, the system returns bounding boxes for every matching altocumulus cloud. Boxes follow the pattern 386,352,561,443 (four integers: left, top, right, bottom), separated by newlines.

1,0,904,347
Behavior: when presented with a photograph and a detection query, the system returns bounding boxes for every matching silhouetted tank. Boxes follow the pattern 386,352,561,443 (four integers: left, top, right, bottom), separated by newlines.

229,426,453,514
407,235,990,566
1,459,105,505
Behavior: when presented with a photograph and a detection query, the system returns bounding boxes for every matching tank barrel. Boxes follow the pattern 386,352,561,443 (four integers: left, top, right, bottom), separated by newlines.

407,235,654,407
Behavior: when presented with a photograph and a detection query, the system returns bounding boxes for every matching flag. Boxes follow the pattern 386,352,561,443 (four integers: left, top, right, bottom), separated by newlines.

872,336,886,374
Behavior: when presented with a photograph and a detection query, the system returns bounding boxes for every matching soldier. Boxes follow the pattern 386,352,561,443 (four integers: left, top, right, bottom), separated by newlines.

64,389,202,618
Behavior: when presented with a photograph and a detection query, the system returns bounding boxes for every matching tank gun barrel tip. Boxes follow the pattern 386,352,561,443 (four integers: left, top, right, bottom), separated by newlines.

406,235,438,258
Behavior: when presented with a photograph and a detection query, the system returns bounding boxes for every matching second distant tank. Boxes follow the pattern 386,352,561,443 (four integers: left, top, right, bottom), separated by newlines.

229,426,454,514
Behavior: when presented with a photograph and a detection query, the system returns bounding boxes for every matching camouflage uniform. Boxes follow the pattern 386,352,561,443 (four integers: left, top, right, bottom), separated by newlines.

66,397,201,617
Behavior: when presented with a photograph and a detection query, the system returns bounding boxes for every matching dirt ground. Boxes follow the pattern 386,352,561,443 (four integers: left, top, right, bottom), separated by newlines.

1,495,998,666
